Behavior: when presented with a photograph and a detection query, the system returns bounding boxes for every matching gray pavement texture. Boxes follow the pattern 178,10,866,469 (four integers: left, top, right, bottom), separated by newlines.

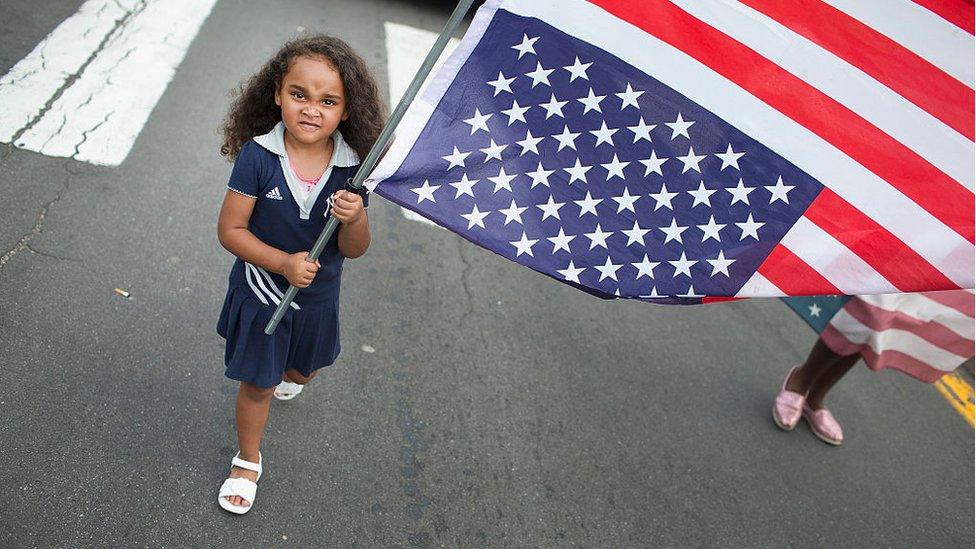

0,0,973,547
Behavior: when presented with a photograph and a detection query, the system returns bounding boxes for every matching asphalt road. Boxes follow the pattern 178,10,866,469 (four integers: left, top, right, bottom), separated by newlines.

0,1,972,547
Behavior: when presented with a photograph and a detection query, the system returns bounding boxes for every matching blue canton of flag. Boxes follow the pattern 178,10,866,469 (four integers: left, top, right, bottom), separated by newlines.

371,7,825,304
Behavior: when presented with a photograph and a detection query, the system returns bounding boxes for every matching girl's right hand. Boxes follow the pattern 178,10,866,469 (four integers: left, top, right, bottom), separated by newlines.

283,252,321,288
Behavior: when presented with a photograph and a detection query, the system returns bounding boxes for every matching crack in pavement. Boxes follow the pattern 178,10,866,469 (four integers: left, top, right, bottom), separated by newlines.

457,238,476,327
10,0,147,145
0,162,76,271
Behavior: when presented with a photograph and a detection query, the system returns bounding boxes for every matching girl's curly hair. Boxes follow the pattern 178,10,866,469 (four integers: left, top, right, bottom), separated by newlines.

219,35,386,161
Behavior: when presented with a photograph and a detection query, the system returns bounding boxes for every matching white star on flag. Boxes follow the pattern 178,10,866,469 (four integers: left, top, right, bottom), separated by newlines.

666,112,694,139
501,100,530,125
577,88,606,113
526,162,554,188
449,173,478,198
511,34,538,58
632,254,659,279
615,83,644,110
442,146,470,169
714,143,745,171
461,204,490,229
669,251,696,277
765,176,795,204
584,223,613,249
649,183,679,211
486,71,516,96
480,139,506,162
537,195,565,220
410,180,440,204
563,56,592,81
564,158,592,184
622,220,651,246
463,109,492,134
540,93,567,119
590,121,618,147
574,191,602,217
548,227,576,253
601,154,629,180
726,178,755,205
557,261,585,283
687,181,717,208
516,130,544,156
736,213,765,240
639,151,668,176
706,250,735,276
488,167,516,193
659,217,689,244
697,215,726,242
510,231,539,257
525,62,554,87
628,116,655,143
595,256,623,281
611,187,641,213
499,199,527,226
553,125,581,151
677,146,706,173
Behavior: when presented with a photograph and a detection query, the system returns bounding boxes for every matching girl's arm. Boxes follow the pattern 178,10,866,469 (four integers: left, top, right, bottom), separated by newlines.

217,190,320,287
332,190,371,259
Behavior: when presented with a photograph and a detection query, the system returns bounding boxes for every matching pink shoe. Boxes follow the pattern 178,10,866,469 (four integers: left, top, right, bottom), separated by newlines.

803,405,844,446
772,365,805,431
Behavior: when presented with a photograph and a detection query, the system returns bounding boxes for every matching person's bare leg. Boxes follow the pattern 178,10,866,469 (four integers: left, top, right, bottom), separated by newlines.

282,368,316,384
224,381,274,507
805,354,860,410
786,338,846,395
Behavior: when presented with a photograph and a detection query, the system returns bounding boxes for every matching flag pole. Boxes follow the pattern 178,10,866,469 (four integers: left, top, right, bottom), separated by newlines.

264,0,477,335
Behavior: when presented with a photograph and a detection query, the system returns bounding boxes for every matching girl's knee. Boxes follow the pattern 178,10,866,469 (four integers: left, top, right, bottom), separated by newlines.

240,381,275,400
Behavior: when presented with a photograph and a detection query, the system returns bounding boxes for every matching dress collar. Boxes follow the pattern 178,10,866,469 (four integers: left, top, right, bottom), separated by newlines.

253,121,359,167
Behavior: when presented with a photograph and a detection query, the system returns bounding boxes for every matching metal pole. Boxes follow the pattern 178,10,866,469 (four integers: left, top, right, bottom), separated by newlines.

265,0,478,335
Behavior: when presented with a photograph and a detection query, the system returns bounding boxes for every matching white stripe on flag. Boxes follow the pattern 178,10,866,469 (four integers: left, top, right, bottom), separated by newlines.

869,293,976,341
3,0,216,166
780,216,899,295
821,0,975,87
492,0,972,288
829,307,969,372
735,271,783,298
673,0,973,191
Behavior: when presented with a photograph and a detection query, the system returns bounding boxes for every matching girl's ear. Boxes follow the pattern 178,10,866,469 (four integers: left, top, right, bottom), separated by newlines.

273,81,281,107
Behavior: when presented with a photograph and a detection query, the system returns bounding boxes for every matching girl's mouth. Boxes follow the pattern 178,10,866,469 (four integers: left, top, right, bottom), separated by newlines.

298,121,320,131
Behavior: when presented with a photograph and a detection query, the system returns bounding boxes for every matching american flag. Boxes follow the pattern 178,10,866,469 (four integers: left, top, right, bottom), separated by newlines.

367,0,975,304
782,291,975,383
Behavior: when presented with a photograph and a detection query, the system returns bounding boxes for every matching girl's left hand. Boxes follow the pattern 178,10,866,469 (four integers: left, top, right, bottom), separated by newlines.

331,190,365,224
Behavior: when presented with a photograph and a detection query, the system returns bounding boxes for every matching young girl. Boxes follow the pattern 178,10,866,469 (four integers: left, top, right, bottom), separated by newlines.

214,35,384,514
773,291,975,446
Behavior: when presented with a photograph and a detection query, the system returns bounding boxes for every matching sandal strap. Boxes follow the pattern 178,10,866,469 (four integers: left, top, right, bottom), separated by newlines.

232,452,262,475
219,477,257,502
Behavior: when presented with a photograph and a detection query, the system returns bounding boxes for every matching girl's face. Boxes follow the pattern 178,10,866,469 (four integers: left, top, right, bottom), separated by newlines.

275,55,349,147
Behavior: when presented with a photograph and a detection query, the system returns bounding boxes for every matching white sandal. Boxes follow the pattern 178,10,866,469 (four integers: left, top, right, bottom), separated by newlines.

217,452,263,514
274,381,304,401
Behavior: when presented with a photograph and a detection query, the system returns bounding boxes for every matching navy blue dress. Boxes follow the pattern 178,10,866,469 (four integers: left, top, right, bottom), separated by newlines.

217,125,364,388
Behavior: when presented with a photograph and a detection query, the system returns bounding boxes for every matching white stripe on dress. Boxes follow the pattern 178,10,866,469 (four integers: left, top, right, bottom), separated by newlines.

244,263,269,305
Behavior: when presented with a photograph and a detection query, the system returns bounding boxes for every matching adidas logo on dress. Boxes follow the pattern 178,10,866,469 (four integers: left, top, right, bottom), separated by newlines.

265,187,283,200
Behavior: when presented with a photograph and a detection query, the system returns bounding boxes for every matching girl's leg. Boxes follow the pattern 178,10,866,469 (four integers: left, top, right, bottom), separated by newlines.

225,381,275,507
786,337,848,394
804,353,860,410
282,368,317,384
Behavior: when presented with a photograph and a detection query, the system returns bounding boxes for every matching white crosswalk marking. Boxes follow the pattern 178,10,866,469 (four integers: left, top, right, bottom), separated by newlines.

0,0,216,166
384,22,459,227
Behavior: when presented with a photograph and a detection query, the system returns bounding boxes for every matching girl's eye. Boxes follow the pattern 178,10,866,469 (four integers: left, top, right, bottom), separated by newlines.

291,91,305,100
322,99,336,106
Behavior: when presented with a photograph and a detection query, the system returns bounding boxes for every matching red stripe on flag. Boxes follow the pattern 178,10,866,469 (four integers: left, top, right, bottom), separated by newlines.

846,299,976,357
820,325,950,383
741,0,975,140
756,244,842,296
590,0,976,243
920,290,976,317
803,189,957,292
911,0,976,34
